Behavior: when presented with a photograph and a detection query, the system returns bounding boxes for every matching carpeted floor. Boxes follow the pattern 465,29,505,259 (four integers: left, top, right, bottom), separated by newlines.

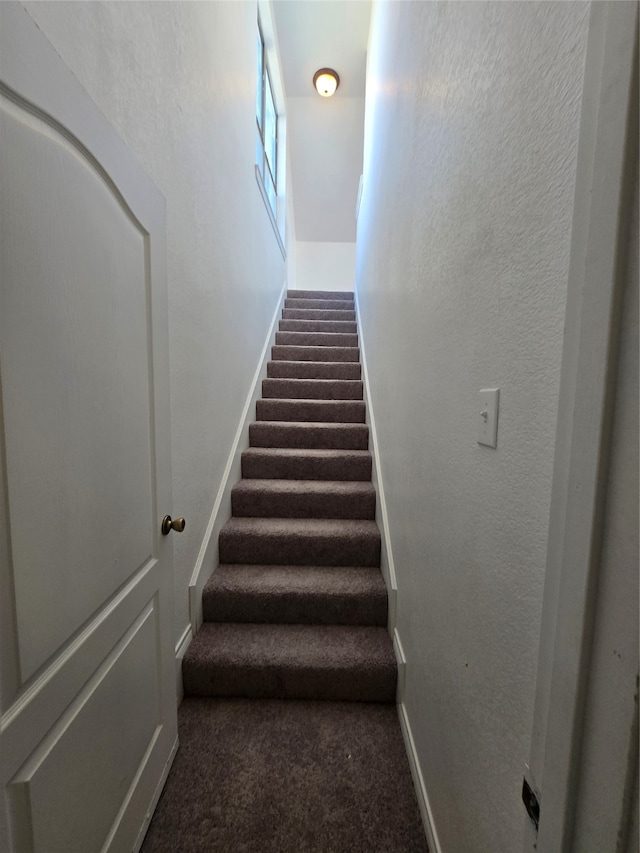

141,697,428,853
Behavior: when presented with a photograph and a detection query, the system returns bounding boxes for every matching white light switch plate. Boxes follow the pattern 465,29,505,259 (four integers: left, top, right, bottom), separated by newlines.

478,388,500,448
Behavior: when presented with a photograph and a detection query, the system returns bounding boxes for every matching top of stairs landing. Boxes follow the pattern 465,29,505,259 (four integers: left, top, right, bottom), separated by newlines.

287,290,354,301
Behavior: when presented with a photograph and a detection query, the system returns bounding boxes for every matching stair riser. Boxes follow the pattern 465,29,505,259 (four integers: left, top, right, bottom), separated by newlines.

182,665,396,702
257,400,365,423
219,530,381,567
231,488,376,519
262,379,363,401
203,591,387,626
282,309,356,322
287,290,354,301
275,332,358,348
284,299,354,311
279,320,357,334
272,346,360,363
249,423,369,450
267,361,361,380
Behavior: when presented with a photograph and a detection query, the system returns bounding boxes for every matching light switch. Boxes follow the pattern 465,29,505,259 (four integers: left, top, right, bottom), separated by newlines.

478,388,500,448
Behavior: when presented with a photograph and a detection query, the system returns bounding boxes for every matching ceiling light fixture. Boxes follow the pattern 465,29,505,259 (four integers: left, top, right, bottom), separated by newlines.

313,68,340,98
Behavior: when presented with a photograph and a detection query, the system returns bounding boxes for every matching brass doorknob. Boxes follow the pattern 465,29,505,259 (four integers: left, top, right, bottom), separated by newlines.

161,515,186,536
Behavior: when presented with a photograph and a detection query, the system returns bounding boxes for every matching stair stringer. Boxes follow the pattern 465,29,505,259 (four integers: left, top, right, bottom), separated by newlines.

187,282,287,639
355,292,441,853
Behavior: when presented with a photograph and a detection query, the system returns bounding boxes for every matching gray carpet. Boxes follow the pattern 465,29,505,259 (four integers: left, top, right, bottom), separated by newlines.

203,564,387,625
141,698,428,853
182,290,394,702
153,292,427,849
183,624,396,702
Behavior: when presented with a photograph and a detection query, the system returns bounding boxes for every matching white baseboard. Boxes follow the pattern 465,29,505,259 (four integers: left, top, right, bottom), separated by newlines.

174,624,192,705
393,628,407,705
187,282,288,635
397,691,443,853
354,293,398,633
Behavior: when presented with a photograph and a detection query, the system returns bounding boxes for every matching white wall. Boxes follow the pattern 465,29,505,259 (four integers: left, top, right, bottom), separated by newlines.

572,135,638,853
356,2,590,851
22,1,287,649
296,242,356,292
288,96,364,242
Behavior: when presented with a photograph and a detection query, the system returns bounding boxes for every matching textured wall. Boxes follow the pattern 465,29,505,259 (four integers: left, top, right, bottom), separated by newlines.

22,1,286,647
296,242,356,292
288,96,364,242
356,2,589,851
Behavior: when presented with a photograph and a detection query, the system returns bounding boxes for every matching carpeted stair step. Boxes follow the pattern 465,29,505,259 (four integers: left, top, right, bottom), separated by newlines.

182,623,396,701
272,345,359,363
182,287,397,711
282,308,356,322
218,517,381,566
242,447,372,480
267,360,361,380
278,319,357,334
202,565,387,625
249,421,369,450
257,399,365,423
284,298,354,311
231,479,376,519
287,290,354,301
275,331,358,348
262,378,363,401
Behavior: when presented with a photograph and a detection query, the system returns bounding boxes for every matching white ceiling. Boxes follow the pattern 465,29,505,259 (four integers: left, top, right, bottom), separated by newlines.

273,0,371,98
272,0,371,243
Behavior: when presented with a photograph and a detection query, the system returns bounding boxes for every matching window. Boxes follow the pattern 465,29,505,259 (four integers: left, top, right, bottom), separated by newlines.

254,13,286,256
256,21,278,218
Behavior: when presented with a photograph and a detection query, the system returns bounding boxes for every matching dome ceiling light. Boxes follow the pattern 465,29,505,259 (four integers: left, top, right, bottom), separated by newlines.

313,68,340,98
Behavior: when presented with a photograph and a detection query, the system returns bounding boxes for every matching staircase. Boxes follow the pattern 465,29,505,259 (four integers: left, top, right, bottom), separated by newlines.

182,290,396,703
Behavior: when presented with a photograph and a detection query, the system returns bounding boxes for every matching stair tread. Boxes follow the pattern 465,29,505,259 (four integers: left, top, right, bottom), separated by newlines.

257,398,365,403
287,290,354,300
251,420,367,429
233,478,375,496
257,399,366,423
242,446,372,479
284,298,355,311
243,447,371,460
185,622,394,671
279,320,357,333
250,420,368,431
262,378,363,400
204,565,385,605
272,346,360,362
267,361,361,379
282,309,356,321
232,477,376,518
183,622,396,700
221,516,379,536
203,565,387,625
275,332,358,348
218,516,381,566
249,421,368,450
264,378,362,387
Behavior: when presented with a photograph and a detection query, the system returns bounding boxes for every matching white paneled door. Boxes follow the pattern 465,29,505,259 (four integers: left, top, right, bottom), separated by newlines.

0,5,178,851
